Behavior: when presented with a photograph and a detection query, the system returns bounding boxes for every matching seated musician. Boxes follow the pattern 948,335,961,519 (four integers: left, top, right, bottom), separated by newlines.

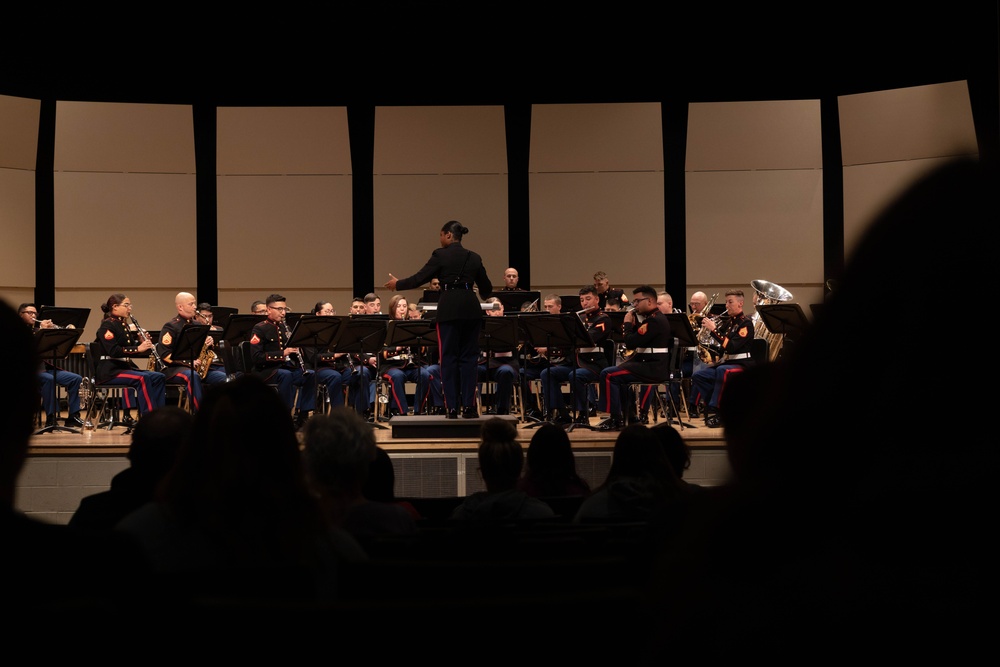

521,294,560,420
248,293,317,428
566,285,612,425
196,301,230,380
157,292,226,413
19,303,85,428
477,297,518,416
537,294,578,424
94,293,166,422
690,288,755,428
598,285,672,431
379,295,434,416
299,301,346,415
498,267,525,291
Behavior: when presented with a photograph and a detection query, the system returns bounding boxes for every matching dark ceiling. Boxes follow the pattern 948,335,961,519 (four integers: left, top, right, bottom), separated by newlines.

3,9,997,107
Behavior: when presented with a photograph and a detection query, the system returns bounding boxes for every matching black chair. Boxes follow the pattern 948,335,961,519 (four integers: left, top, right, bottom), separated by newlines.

81,342,138,432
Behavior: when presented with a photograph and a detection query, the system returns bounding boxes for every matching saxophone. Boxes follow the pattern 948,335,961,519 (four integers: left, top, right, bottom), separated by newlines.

196,313,217,379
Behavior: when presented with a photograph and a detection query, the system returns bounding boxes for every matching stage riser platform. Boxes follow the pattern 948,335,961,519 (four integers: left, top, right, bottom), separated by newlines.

388,415,519,439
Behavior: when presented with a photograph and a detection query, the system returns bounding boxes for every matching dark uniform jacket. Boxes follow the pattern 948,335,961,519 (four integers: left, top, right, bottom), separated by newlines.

707,311,755,366
248,318,295,374
394,241,493,322
156,315,203,380
619,309,673,382
598,288,630,311
575,308,613,376
94,316,153,382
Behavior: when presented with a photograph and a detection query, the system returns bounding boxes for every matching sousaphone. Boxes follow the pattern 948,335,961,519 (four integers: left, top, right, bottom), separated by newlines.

750,279,793,361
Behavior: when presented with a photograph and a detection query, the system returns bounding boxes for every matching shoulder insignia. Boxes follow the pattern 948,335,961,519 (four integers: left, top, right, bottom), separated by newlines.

250,333,260,345
638,323,648,335
162,332,172,345
103,329,114,340
619,294,629,304
738,326,749,337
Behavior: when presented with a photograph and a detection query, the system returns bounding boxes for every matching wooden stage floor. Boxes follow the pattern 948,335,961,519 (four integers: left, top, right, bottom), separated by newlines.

27,411,728,456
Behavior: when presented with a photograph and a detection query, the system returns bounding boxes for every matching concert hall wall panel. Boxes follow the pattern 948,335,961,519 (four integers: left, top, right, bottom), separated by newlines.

839,81,978,260
373,105,508,307
216,106,354,315
529,103,664,293
685,99,826,309
52,101,197,333
0,95,42,310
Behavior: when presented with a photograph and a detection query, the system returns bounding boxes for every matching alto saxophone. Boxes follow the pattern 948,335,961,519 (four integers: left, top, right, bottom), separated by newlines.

196,314,217,379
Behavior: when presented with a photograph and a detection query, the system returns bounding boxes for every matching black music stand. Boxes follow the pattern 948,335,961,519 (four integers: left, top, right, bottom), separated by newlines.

518,313,598,431
210,306,239,330
287,315,343,375
331,316,390,429
169,324,210,372
756,303,810,358
478,315,519,417
495,290,540,313
34,327,84,435
558,294,582,314
664,313,700,429
38,306,90,331
223,314,267,374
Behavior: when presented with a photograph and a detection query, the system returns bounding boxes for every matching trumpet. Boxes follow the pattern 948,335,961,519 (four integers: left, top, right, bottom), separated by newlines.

129,314,164,371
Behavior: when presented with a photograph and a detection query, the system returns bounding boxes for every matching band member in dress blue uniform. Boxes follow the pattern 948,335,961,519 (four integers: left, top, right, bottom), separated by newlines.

384,220,492,419
598,285,673,431
156,292,225,412
300,301,346,415
248,293,317,427
19,303,85,427
94,293,167,418
477,297,518,416
690,288,756,428
380,295,435,416
566,285,612,424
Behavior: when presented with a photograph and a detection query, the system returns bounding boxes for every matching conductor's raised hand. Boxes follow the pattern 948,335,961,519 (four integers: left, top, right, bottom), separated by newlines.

383,273,398,291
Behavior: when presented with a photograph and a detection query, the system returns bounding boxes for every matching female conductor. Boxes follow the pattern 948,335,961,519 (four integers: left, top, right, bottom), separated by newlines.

384,220,492,419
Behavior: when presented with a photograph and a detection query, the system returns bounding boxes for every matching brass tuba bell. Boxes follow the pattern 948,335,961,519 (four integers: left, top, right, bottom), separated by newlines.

750,279,793,362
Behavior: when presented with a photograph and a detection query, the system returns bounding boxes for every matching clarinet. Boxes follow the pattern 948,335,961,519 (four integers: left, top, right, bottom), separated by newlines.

281,319,312,375
129,314,165,371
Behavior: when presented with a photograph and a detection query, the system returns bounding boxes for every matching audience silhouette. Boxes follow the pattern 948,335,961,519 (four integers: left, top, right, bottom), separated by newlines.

645,158,998,659
69,405,194,531
573,423,683,524
362,445,421,520
516,422,591,517
1,299,150,619
116,375,366,602
301,408,418,548
451,418,556,520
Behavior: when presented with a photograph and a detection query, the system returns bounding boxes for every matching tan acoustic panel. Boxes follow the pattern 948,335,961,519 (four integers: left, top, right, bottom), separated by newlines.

217,106,351,175
0,94,41,170
54,101,194,174
373,173,508,300
839,81,977,167
0,168,36,288
53,172,196,289
687,100,823,172
374,106,507,175
530,103,664,173
217,174,353,290
529,171,664,290
685,170,824,293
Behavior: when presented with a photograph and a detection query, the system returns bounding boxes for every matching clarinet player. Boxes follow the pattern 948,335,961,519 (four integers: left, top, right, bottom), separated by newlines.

94,293,166,423
247,293,317,428
384,220,492,419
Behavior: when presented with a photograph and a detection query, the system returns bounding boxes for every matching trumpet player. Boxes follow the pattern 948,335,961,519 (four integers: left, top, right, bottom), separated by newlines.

690,288,755,428
94,294,166,420
248,293,317,427
156,292,226,413
19,303,85,428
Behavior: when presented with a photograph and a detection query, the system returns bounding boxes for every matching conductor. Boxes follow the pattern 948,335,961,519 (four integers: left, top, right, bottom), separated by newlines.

384,220,492,419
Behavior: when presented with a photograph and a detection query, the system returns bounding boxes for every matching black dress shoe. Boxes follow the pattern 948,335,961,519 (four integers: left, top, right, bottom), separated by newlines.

66,413,85,428
45,414,58,428
588,407,598,417
446,410,459,419
462,407,479,419
599,418,623,432
573,415,591,426
120,414,136,427
705,413,723,428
